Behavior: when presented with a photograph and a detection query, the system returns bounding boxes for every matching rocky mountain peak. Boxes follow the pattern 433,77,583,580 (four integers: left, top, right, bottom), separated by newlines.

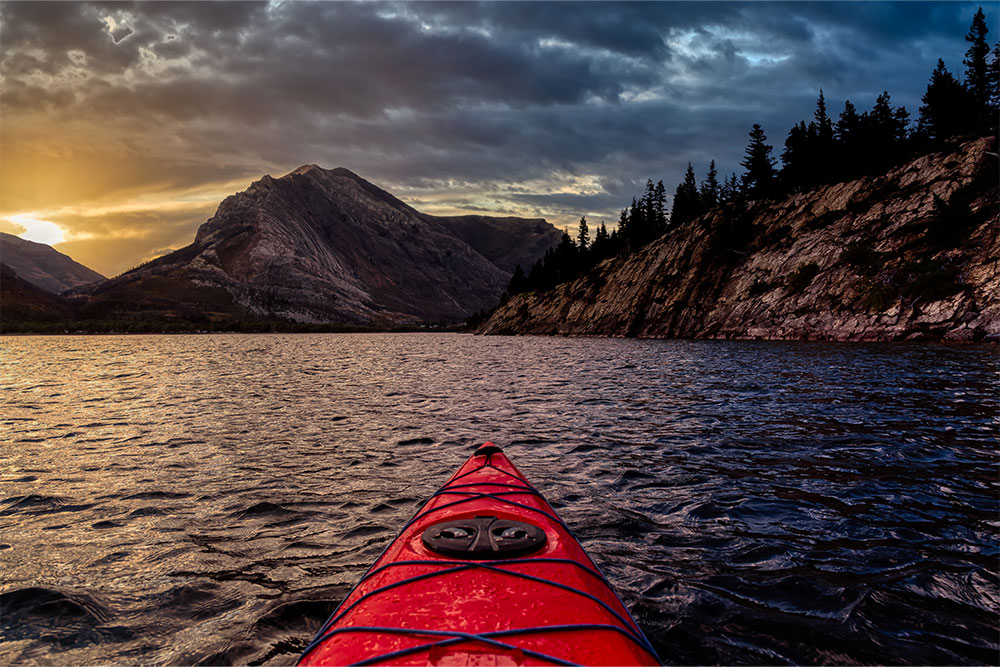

286,164,324,177
74,168,563,326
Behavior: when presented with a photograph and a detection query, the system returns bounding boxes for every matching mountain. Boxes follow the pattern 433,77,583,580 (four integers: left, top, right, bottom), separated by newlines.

432,215,563,276
0,263,75,323
74,167,562,326
478,136,999,342
0,232,105,295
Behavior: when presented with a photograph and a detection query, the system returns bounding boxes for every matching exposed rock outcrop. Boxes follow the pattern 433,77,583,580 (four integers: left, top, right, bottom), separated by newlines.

0,233,105,295
74,166,561,325
479,137,999,342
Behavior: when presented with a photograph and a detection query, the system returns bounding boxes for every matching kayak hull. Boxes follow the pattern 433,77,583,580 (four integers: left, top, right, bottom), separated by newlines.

300,444,659,666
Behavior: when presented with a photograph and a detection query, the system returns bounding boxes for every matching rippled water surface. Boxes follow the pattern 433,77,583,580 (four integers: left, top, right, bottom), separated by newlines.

1,334,997,665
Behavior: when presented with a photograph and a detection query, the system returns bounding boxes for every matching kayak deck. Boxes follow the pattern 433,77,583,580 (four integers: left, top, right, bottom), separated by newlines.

299,444,660,666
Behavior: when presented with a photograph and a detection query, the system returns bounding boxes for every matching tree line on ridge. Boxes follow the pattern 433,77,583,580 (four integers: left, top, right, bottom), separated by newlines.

498,7,998,303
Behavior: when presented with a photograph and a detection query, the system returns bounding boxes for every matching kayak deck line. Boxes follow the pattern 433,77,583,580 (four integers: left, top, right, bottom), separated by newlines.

299,443,661,666
310,624,648,667
303,557,652,658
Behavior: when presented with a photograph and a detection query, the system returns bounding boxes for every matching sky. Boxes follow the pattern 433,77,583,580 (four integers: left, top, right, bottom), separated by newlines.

0,1,992,276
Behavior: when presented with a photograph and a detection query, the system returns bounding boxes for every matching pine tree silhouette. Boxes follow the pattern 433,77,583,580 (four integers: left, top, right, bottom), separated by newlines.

918,59,969,140
700,160,720,209
671,163,700,225
503,5,995,304
507,264,528,295
719,173,740,203
576,216,590,251
964,7,991,107
740,124,777,199
653,180,668,235
781,120,811,188
988,42,1000,110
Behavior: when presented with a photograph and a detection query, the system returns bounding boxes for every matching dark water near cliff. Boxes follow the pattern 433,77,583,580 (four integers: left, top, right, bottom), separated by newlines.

1,333,997,666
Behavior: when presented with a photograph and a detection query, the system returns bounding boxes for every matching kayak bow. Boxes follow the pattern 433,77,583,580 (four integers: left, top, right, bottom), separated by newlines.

299,443,660,666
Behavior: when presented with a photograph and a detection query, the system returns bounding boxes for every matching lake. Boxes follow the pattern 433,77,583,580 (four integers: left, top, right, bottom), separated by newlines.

1,333,997,665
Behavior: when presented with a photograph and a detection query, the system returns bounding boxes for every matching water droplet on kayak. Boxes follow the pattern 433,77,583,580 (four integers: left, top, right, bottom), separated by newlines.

496,527,528,540
440,527,472,540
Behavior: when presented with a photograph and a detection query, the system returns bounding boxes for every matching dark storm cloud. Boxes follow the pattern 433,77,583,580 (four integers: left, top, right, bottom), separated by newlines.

1,0,990,248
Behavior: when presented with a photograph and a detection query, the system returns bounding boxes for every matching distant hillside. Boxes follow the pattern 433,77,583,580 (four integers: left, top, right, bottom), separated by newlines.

479,137,998,342
0,233,105,294
432,215,562,276
0,263,75,322
69,166,561,326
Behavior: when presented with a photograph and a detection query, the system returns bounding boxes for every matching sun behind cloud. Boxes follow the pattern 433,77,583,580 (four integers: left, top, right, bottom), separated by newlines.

0,1,981,276
2,214,66,246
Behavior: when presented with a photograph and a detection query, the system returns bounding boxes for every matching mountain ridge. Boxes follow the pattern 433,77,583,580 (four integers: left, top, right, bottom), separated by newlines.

478,136,999,342
0,232,105,295
71,166,561,326
0,262,76,322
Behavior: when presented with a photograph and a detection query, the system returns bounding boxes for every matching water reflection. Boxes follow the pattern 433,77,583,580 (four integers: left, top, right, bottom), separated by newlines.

1,334,997,665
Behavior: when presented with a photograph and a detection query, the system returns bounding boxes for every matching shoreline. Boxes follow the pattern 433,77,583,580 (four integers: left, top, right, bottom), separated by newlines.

2,327,995,344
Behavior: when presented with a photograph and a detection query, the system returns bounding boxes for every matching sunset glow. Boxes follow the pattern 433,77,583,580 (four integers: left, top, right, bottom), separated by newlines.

0,1,985,275
2,214,66,246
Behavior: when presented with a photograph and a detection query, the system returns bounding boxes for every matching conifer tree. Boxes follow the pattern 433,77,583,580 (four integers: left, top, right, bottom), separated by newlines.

576,215,589,251
671,163,700,226
555,230,578,283
988,42,1000,110
893,106,911,143
836,100,861,143
507,264,528,295
781,120,811,188
836,100,862,177
528,254,549,291
918,59,969,140
617,208,629,252
719,173,740,203
740,123,776,199
628,197,643,247
700,160,720,209
869,91,896,143
642,180,657,240
653,180,668,234
813,89,835,144
592,220,610,259
609,225,622,255
964,7,991,107
682,163,698,198
595,220,609,244
864,91,907,168
811,89,835,183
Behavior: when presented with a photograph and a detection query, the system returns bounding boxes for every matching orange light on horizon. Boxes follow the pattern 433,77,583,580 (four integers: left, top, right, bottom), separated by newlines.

2,214,67,246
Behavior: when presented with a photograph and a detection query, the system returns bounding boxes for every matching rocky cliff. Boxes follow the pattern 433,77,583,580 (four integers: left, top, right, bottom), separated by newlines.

0,233,105,294
479,137,999,342
75,166,561,325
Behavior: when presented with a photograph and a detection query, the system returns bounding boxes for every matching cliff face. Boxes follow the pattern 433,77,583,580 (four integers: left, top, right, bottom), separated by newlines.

77,166,561,325
0,233,105,295
479,137,999,342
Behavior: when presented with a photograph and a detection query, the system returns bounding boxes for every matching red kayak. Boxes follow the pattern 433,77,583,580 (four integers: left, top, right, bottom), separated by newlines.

299,443,660,666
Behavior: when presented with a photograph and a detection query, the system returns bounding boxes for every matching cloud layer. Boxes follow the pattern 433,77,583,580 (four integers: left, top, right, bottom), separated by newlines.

0,1,987,274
